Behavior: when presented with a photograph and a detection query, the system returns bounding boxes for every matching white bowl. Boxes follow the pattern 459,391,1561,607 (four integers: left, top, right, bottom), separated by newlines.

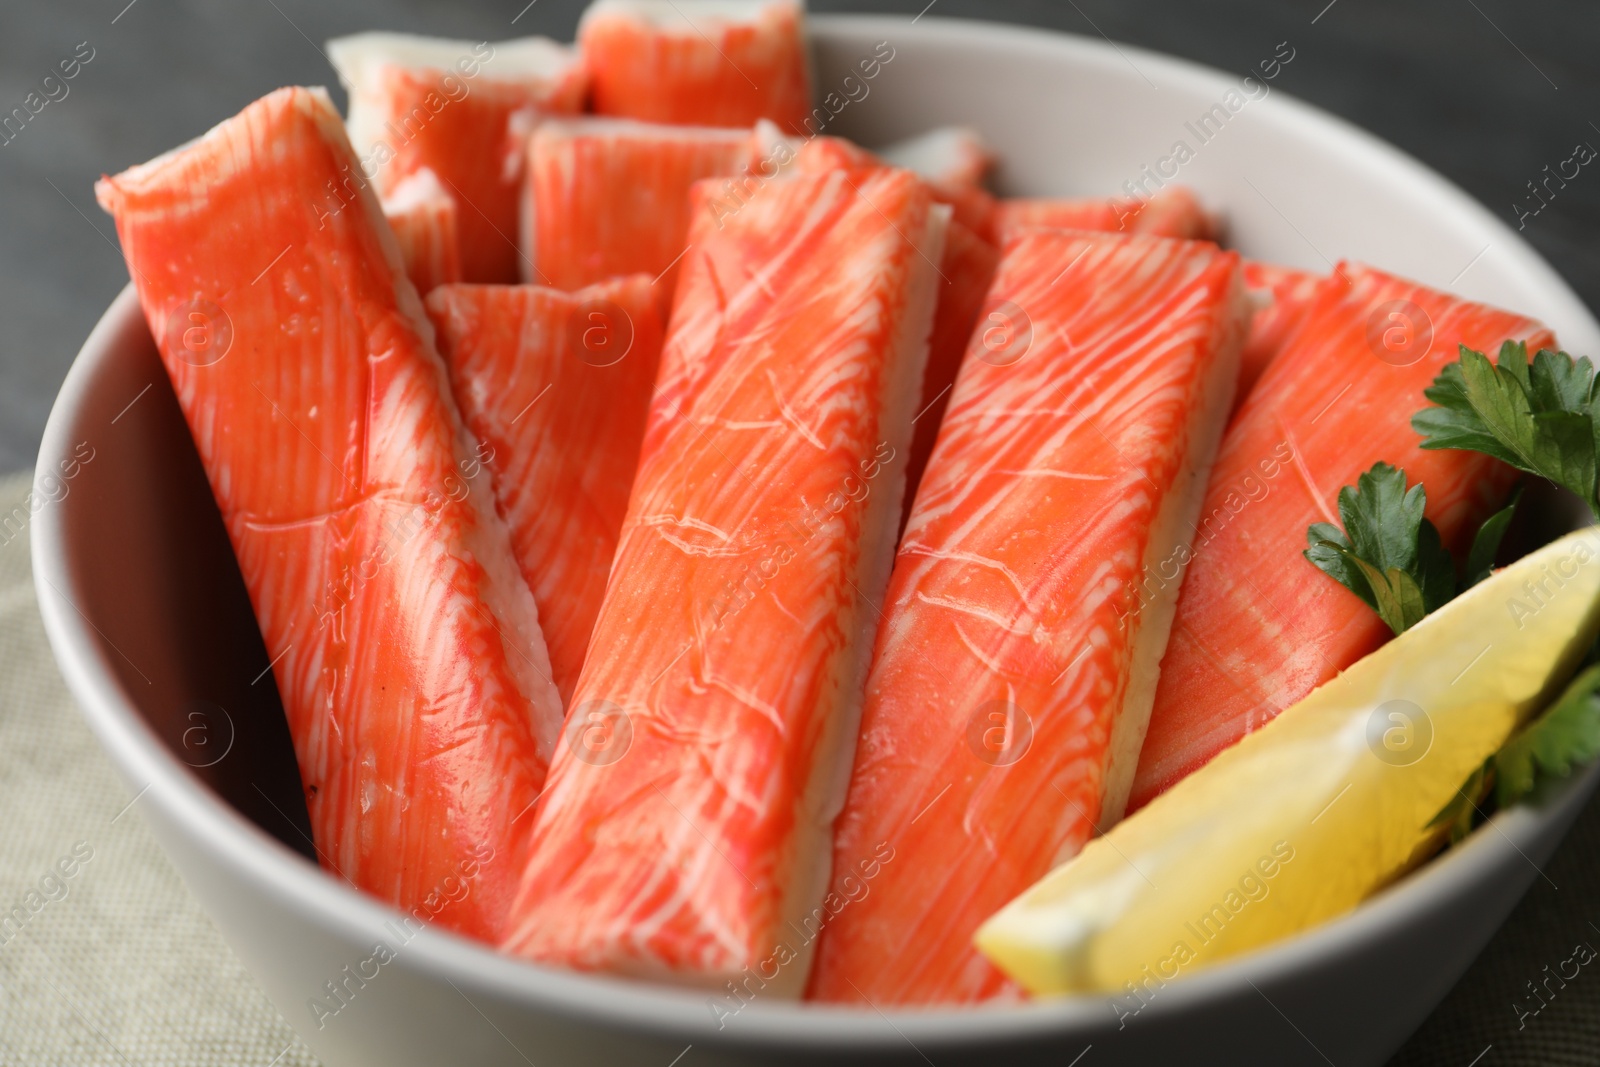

34,14,1600,1066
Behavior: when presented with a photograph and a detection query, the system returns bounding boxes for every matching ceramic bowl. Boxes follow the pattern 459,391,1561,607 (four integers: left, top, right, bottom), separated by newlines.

34,14,1600,1066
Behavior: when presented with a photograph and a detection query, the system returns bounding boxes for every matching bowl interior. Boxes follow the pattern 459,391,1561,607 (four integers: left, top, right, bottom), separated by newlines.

31,12,1600,1058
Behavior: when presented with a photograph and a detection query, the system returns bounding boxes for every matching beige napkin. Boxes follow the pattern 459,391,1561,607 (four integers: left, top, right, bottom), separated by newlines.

0,471,317,1067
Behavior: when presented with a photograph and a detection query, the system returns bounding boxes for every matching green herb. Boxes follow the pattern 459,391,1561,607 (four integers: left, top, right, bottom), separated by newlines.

1428,758,1490,845
1428,664,1600,837
1463,488,1521,589
1412,342,1600,518
1315,343,1600,835
1494,663,1600,808
1304,463,1456,635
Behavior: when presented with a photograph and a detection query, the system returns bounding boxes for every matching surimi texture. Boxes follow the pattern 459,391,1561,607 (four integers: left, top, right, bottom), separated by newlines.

1237,260,1323,403
427,277,666,705
382,167,462,293
905,218,1000,514
994,196,1130,236
777,134,1001,514
1130,264,1555,812
329,33,586,284
806,229,1249,1006
94,87,565,942
1131,185,1218,240
877,126,995,188
579,0,812,132
994,185,1216,242
522,117,753,294
502,169,948,992
756,122,998,241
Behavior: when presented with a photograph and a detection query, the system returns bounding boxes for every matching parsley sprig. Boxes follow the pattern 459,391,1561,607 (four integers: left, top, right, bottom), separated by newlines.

1302,341,1600,825
1303,464,1516,635
1412,341,1600,518
1429,663,1600,841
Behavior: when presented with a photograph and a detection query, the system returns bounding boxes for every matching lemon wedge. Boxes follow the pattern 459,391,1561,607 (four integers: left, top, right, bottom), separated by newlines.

974,527,1600,1000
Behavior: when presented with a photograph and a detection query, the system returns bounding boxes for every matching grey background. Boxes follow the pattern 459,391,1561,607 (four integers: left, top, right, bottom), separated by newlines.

1,0,1598,1063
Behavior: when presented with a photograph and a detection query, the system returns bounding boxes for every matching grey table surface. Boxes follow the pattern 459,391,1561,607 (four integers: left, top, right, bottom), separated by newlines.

2,0,1599,1064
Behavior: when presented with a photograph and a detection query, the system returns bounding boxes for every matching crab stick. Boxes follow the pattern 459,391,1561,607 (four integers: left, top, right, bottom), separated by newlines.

906,219,1000,514
426,277,666,705
994,185,1217,242
775,132,1001,511
95,87,565,942
523,117,754,295
870,127,998,241
878,126,995,189
382,168,462,293
579,0,812,132
1237,260,1323,402
1131,185,1219,240
806,228,1249,1005
502,168,949,992
329,32,586,284
1130,265,1554,811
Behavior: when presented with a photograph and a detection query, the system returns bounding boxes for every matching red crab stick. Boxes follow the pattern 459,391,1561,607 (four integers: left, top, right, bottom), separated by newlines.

427,277,666,705
382,167,462,294
807,229,1249,1006
522,117,754,294
1129,264,1555,811
994,185,1217,242
502,169,949,991
870,127,999,243
329,33,586,284
878,126,995,189
579,0,811,132
752,121,998,241
1237,260,1323,402
774,133,1001,512
95,88,565,941
907,222,1001,509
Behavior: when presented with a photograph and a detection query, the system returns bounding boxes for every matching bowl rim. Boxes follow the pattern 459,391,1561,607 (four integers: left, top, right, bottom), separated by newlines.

32,11,1600,1052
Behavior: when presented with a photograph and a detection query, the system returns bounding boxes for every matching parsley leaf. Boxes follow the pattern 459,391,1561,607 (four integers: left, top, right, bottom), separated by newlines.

1463,488,1521,589
1427,757,1491,846
1412,342,1600,518
1304,463,1456,635
1426,662,1600,840
1494,663,1600,808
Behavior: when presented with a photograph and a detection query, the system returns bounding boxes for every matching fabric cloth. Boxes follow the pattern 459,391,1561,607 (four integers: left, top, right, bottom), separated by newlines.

1,462,1598,1065
0,472,317,1067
